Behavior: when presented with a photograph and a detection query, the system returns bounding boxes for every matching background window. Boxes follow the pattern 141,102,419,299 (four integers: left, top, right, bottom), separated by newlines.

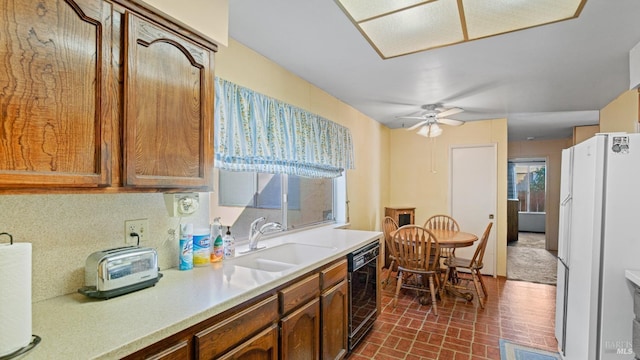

514,163,546,213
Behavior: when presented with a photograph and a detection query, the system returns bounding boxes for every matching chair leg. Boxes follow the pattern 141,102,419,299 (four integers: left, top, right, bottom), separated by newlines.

471,272,485,309
477,270,488,299
393,270,403,308
383,259,395,289
428,275,438,316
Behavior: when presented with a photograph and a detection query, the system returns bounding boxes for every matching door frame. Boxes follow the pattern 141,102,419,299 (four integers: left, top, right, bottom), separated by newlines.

449,143,498,276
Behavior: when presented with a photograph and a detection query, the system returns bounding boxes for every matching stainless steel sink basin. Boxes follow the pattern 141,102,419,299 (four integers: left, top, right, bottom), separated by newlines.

229,243,338,272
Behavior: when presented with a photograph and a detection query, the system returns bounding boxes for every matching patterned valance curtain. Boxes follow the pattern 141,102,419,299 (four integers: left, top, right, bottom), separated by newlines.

214,77,354,178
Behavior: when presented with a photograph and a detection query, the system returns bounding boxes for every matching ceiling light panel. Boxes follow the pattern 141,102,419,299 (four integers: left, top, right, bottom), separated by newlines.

359,1,464,58
463,0,585,39
335,0,587,59
336,0,430,22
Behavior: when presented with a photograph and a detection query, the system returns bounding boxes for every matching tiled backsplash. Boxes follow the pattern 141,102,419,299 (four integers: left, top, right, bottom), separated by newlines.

0,193,210,302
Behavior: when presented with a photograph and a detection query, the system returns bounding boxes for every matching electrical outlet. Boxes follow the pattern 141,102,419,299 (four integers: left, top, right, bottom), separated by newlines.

125,219,149,245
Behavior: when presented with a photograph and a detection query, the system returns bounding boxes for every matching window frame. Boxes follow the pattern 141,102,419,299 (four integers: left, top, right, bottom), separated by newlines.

217,170,339,234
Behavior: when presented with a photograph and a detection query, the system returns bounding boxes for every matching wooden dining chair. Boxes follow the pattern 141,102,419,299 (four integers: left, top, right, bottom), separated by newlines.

391,225,441,316
444,222,493,308
382,216,399,288
423,214,460,232
424,214,460,279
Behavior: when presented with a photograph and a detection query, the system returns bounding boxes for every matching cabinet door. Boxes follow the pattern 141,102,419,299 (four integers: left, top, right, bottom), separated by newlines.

280,298,320,360
0,0,112,187
217,324,278,360
122,12,213,189
321,280,348,360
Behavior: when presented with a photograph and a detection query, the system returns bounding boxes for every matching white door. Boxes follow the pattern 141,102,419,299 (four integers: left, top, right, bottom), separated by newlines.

450,144,497,276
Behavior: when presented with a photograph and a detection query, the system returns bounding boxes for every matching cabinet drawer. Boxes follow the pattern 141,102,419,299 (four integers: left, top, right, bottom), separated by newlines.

195,295,278,359
146,340,190,360
321,259,347,291
279,274,320,315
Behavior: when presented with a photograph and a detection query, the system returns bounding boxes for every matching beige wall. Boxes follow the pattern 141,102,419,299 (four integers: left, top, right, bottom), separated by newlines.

573,125,600,145
508,138,572,251
600,90,639,133
212,39,391,232
389,119,509,276
0,193,211,302
140,0,229,46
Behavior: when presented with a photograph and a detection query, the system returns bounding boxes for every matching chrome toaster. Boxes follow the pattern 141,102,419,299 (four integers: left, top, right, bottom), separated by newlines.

78,246,162,299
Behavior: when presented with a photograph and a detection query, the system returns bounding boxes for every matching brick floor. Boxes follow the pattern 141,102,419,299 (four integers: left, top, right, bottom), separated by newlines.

349,273,557,359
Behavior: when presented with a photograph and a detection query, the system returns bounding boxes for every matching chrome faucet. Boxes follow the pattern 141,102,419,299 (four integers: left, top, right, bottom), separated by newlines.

246,217,284,251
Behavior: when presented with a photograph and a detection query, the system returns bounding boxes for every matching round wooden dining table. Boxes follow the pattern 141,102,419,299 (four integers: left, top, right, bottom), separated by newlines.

388,227,479,304
427,229,478,248
389,228,478,248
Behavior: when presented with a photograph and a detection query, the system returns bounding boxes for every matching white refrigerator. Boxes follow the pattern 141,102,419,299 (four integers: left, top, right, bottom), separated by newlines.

556,133,639,359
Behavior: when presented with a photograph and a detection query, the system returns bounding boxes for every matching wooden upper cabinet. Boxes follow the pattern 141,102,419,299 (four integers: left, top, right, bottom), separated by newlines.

0,0,112,187
122,12,214,190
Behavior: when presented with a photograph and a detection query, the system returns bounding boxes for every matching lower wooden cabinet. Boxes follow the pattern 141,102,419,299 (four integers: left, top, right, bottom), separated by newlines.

121,257,353,360
280,298,320,360
320,260,348,360
217,325,279,360
321,281,348,360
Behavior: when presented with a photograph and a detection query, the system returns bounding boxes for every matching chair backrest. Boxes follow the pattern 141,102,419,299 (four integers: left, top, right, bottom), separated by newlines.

423,214,460,232
469,222,493,268
392,225,440,272
383,216,399,259
383,216,399,241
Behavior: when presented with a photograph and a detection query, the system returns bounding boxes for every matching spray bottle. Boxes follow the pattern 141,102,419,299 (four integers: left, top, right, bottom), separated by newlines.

210,217,224,263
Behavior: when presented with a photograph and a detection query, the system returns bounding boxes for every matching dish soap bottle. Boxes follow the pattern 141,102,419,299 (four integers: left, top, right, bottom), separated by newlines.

210,217,224,263
223,226,235,259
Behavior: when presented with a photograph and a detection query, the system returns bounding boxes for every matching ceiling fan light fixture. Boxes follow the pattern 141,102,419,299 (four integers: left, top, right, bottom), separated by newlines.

417,123,442,138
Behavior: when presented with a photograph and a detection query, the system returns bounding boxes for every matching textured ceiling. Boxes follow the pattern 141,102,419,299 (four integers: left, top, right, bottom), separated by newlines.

228,0,640,141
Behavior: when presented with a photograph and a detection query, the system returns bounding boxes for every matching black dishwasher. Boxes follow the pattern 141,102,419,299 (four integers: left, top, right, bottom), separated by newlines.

347,240,380,352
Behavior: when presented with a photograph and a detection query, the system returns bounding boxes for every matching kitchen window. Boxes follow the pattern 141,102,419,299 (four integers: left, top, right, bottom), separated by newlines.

218,170,336,239
213,78,353,239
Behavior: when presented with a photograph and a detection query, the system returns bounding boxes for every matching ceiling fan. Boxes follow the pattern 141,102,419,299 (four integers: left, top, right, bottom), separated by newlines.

396,104,465,137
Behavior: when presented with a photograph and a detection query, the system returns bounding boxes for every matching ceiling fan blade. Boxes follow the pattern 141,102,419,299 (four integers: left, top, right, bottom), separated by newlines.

437,118,465,126
406,120,428,131
437,107,464,118
396,116,427,120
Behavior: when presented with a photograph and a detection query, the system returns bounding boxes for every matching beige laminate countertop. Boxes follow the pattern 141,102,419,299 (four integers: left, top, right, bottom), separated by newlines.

21,225,382,360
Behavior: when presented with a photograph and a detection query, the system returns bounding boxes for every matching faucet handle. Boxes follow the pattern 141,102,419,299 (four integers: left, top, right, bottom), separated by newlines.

250,217,266,229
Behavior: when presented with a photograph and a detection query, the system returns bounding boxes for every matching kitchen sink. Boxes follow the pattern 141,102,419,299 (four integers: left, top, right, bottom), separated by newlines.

230,243,338,272
231,257,295,272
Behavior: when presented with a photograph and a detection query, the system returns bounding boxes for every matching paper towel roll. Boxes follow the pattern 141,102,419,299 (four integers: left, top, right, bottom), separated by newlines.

0,242,32,356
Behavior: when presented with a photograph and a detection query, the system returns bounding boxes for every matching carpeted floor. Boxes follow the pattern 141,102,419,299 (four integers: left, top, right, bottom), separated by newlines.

507,232,558,285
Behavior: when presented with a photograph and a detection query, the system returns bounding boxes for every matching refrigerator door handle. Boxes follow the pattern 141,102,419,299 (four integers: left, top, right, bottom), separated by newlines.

561,194,572,206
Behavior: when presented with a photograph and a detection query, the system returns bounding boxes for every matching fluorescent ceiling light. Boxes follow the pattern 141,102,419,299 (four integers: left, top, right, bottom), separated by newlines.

335,0,587,59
